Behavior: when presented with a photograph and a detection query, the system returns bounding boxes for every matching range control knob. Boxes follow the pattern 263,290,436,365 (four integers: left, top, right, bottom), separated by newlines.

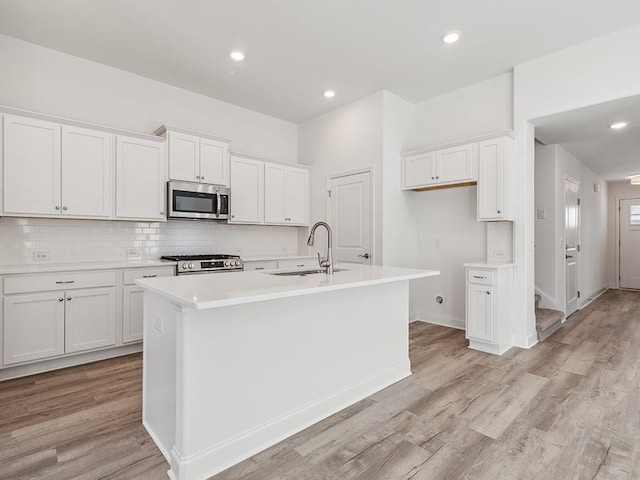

224,260,230,267
235,260,240,266
182,263,188,270
188,263,194,269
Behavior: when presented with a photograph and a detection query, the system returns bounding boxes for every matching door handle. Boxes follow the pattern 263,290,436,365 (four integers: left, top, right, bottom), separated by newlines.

566,255,573,259
358,253,370,259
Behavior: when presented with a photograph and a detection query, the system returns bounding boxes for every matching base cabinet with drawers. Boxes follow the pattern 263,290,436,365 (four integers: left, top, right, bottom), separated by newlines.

464,263,515,355
1,264,175,377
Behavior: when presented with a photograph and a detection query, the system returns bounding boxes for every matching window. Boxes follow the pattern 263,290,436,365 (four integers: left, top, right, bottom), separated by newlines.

631,205,640,225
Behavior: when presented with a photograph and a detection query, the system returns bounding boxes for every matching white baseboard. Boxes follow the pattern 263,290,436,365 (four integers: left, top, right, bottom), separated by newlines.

169,362,411,480
512,332,538,349
411,312,465,330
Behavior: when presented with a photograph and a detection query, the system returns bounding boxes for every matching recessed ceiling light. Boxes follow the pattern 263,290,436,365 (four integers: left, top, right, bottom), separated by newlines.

609,121,628,129
230,51,245,61
441,31,461,44
323,90,335,98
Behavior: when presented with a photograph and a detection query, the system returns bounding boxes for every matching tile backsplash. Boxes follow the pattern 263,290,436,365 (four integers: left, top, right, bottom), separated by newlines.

0,217,301,265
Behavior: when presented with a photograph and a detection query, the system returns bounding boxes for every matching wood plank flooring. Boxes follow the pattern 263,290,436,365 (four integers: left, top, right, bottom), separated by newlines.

2,288,640,479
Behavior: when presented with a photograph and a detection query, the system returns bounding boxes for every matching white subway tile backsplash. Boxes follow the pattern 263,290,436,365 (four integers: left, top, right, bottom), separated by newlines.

0,218,300,265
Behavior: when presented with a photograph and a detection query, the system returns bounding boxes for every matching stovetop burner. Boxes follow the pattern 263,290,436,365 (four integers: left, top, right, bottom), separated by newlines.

161,254,243,275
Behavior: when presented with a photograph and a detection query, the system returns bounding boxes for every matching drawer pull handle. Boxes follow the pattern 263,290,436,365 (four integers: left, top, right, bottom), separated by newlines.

55,280,75,284
297,264,304,267
255,267,265,270
472,275,486,279
143,275,157,278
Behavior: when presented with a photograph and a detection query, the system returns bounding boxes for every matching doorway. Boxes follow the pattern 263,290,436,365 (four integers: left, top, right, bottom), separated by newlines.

327,169,372,264
564,177,580,315
619,198,640,289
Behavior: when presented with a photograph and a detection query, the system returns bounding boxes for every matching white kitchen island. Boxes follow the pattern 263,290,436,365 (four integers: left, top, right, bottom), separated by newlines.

136,264,439,480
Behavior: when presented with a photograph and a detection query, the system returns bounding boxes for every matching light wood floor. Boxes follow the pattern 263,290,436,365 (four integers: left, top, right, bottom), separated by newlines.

2,289,640,479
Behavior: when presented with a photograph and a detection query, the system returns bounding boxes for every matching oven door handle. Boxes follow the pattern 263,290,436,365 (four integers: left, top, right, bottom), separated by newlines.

216,191,221,218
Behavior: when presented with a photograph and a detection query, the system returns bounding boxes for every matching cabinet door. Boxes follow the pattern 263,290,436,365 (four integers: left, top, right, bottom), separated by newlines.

122,285,144,343
168,131,200,182
200,138,229,186
466,284,494,342
264,163,287,224
436,144,475,184
478,137,512,221
65,287,117,353
403,152,436,188
286,167,309,225
3,115,62,215
229,157,264,223
115,136,167,220
61,126,113,218
3,292,65,365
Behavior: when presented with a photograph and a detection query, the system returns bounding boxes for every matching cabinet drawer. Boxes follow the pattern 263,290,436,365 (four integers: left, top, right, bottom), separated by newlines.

244,261,278,271
4,271,118,295
467,269,495,285
123,266,175,285
278,258,317,270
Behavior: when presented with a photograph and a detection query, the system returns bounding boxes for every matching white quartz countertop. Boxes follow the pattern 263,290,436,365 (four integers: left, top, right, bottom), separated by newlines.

464,262,516,269
136,263,440,310
0,259,177,275
242,255,315,262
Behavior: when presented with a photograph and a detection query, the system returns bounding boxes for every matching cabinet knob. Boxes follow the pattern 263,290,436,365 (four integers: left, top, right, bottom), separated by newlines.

63,206,68,211
201,176,205,180
231,215,235,218
55,206,61,210
431,176,434,180
486,291,491,295
196,175,200,179
58,297,64,302
67,297,72,301
497,210,501,214
160,212,165,215
436,176,439,179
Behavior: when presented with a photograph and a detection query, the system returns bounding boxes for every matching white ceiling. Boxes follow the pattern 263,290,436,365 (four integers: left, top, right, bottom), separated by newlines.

1,1,640,123
534,95,640,180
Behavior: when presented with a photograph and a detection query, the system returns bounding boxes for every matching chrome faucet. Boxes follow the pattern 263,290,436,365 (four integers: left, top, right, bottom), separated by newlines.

307,221,334,274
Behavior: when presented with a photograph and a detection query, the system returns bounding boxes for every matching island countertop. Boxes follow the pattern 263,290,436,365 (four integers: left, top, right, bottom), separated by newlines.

136,263,439,310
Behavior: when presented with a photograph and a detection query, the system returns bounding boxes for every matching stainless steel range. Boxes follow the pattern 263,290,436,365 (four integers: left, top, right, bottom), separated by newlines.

160,254,244,275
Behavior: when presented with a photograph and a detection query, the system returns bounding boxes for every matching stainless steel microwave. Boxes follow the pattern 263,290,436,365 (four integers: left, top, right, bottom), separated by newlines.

167,181,230,221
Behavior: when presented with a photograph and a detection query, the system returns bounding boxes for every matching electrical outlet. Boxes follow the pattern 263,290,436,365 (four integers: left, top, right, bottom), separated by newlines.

155,315,165,334
32,251,49,261
434,239,441,249
494,250,505,258
126,248,141,259
537,208,546,220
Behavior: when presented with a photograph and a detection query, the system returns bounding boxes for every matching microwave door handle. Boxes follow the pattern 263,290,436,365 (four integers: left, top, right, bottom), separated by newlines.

216,191,221,218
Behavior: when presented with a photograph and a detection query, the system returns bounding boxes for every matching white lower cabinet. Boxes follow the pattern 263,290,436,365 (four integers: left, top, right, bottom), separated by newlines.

65,287,117,353
3,292,65,365
465,263,515,355
122,286,144,343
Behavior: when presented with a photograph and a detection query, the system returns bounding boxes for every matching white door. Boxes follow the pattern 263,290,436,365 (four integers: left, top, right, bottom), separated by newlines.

168,131,200,182
200,138,229,186
115,135,166,220
328,171,372,264
565,177,580,315
229,156,264,223
3,292,65,365
619,198,640,289
61,125,112,217
466,284,494,342
3,114,62,215
264,163,287,223
65,287,117,353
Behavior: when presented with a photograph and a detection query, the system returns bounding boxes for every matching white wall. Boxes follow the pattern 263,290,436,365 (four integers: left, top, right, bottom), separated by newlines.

607,180,640,287
406,73,513,328
0,35,301,261
298,92,384,260
534,144,608,313
514,23,640,347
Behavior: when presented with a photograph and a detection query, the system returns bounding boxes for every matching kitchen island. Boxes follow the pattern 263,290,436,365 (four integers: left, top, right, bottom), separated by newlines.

136,264,439,480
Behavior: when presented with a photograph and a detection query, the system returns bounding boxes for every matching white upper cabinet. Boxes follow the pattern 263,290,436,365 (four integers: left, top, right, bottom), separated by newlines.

3,115,113,218
477,134,515,221
61,125,112,217
115,135,167,221
3,115,62,216
161,127,230,186
264,164,309,225
229,155,264,223
402,143,476,190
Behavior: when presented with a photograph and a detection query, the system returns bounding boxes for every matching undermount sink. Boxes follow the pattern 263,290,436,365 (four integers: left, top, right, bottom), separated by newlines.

268,268,348,277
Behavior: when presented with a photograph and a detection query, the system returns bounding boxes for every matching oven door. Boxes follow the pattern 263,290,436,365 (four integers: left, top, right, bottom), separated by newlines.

168,181,222,220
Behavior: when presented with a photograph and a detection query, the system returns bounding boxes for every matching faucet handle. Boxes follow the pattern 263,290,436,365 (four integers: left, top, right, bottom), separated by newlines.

317,252,330,268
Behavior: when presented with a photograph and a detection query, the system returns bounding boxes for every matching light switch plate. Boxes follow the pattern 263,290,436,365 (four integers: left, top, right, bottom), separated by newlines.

537,208,546,220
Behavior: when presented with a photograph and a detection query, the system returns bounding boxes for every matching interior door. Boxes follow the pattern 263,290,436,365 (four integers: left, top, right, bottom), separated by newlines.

565,177,580,315
328,171,372,264
619,198,640,289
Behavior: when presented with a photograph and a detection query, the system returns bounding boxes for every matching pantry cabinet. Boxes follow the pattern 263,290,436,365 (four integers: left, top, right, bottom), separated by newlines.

115,135,167,221
465,263,515,355
3,116,113,218
158,126,230,186
477,134,515,221
264,164,309,225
